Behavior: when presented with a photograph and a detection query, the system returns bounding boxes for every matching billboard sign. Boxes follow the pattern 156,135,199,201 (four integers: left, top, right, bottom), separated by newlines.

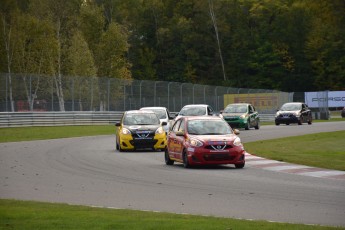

305,91,345,108
223,93,290,112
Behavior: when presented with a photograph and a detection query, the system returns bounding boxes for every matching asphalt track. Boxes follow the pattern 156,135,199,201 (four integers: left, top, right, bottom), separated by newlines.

1,122,345,227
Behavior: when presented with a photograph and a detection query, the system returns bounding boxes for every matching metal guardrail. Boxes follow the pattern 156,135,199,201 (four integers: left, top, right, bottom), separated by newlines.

259,114,275,122
0,112,124,127
0,112,276,128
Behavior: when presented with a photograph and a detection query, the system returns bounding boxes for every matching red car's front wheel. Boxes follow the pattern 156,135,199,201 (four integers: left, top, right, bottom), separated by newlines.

235,163,245,168
165,149,174,165
183,151,190,168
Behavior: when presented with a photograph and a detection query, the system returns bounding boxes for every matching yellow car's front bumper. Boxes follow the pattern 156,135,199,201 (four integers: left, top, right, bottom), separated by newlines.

118,132,167,151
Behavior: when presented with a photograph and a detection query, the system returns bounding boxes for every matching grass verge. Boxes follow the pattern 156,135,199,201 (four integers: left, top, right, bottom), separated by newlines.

1,119,343,142
0,199,343,230
260,118,344,126
0,125,115,143
245,130,345,171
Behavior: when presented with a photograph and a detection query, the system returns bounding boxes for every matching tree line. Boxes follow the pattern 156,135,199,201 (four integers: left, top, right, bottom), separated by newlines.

1,0,344,111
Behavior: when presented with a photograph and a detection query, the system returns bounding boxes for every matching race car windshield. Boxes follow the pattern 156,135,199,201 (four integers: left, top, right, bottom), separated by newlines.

179,107,206,116
187,120,232,135
142,109,166,119
224,105,247,113
124,114,160,125
280,103,302,111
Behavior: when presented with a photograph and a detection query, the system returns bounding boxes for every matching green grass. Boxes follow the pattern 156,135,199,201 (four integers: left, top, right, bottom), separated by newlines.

0,125,115,143
0,199,343,230
245,130,345,171
260,117,344,126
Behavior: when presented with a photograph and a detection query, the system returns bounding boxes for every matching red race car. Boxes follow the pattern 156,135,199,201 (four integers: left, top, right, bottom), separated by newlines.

165,116,245,168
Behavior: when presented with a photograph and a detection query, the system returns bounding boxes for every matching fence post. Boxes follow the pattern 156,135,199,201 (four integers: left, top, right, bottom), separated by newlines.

107,78,110,111
71,78,74,111
123,80,126,111
5,73,8,112
29,75,32,111
168,82,171,110
140,80,143,108
51,77,54,111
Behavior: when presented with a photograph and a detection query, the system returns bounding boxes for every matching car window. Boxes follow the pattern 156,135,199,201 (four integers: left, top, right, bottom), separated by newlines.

178,119,185,132
141,109,166,119
166,109,171,118
248,105,253,113
179,106,206,116
124,113,159,125
224,105,247,113
281,103,302,111
207,106,214,115
172,119,182,132
187,120,232,135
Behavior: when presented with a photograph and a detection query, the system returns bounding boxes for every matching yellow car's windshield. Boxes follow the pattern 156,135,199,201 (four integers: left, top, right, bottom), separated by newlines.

124,114,160,125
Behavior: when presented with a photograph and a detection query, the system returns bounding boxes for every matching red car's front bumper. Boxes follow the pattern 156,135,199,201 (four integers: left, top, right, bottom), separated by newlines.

186,145,245,166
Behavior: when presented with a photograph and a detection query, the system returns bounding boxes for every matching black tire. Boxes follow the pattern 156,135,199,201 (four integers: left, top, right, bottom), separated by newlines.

254,121,260,130
116,138,124,152
245,121,249,130
298,117,302,125
308,118,312,125
165,149,174,165
275,122,280,126
235,163,245,169
183,151,190,168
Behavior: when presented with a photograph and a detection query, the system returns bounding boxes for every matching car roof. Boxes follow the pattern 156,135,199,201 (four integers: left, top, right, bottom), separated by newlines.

140,107,167,110
226,103,250,106
125,110,156,114
283,102,303,105
182,104,209,108
181,116,224,121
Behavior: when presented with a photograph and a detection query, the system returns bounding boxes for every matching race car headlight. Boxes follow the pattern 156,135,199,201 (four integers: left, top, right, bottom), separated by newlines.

121,128,131,135
295,112,301,116
233,137,242,146
275,112,280,117
189,138,203,147
240,114,247,119
155,127,164,134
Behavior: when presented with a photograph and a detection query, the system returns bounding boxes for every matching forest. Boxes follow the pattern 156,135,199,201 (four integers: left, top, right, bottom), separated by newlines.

1,0,345,93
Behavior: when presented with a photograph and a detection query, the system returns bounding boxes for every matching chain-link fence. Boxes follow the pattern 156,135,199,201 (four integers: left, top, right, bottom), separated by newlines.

1,73,293,113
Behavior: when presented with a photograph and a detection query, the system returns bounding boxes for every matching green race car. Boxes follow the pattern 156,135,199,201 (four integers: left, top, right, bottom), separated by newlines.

220,103,260,130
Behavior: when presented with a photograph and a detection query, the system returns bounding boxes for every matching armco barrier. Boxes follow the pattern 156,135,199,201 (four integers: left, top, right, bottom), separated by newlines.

0,112,124,127
259,114,275,122
0,112,275,128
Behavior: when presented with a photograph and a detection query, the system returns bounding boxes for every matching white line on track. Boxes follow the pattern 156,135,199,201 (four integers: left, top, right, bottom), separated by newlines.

245,152,345,180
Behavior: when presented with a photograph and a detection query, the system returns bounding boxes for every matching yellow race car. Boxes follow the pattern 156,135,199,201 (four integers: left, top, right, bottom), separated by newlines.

116,110,167,151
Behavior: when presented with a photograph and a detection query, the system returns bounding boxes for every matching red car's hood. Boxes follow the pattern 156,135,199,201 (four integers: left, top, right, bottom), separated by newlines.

190,134,238,144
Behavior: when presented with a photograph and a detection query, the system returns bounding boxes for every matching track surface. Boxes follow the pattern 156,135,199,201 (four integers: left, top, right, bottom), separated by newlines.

1,122,345,227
